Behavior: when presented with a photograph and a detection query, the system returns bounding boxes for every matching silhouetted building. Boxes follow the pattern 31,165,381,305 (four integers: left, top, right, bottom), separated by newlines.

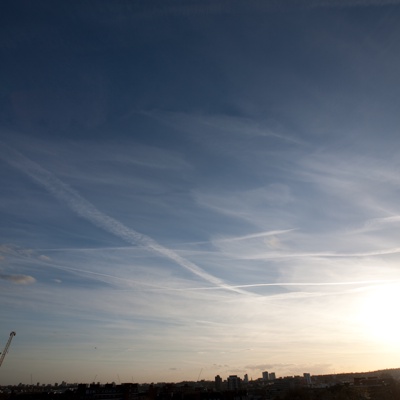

304,373,311,386
215,375,222,391
269,373,276,381
227,376,241,391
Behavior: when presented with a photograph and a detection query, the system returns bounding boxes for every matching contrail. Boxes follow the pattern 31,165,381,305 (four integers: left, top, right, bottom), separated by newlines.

241,248,400,260
227,279,397,288
170,279,397,291
36,258,171,291
0,143,247,294
214,229,295,243
177,229,294,246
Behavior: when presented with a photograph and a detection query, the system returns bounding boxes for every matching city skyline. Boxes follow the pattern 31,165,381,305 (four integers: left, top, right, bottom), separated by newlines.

2,0,400,385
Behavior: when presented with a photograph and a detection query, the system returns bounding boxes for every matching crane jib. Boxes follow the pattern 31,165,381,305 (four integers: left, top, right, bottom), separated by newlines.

0,331,16,367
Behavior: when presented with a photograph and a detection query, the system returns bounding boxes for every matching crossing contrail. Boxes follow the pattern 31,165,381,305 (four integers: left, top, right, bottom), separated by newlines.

0,142,248,294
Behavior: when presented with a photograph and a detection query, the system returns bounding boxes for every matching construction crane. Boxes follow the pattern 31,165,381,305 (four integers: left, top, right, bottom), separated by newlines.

0,331,16,367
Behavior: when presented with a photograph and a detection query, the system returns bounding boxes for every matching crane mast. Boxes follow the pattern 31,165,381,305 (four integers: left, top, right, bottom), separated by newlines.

0,331,16,367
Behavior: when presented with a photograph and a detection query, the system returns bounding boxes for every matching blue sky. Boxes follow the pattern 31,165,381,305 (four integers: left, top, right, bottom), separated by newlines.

2,0,400,385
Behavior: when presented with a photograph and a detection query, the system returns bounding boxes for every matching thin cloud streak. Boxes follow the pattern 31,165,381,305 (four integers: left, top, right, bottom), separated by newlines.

141,110,302,145
0,143,247,295
227,280,398,289
359,216,400,232
170,279,397,291
36,259,167,291
0,273,36,284
214,229,295,243
235,247,400,260
179,229,294,246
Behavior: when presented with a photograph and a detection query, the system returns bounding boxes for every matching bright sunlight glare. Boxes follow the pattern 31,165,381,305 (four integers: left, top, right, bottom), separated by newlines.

358,283,400,348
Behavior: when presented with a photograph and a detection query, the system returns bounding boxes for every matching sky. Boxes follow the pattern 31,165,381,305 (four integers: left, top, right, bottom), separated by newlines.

1,0,400,386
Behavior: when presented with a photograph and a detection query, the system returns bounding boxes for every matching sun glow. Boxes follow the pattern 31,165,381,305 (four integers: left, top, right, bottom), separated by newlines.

358,283,400,347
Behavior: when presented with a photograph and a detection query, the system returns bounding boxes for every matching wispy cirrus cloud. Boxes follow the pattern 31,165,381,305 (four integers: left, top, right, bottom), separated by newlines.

360,215,400,232
193,185,295,228
212,229,295,243
141,110,301,147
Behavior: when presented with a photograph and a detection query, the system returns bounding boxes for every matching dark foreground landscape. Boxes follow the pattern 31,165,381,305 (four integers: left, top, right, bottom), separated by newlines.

2,368,400,400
